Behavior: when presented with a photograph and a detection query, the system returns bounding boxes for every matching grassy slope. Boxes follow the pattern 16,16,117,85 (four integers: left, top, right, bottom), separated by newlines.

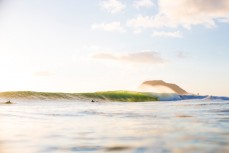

0,91,158,102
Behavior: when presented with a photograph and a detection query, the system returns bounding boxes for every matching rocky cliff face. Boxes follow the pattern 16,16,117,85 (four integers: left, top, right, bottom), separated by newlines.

139,80,188,95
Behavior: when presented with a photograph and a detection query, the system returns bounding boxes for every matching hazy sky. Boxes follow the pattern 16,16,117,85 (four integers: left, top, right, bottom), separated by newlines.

0,0,229,96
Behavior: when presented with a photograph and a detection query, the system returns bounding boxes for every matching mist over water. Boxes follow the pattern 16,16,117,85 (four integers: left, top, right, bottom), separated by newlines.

138,84,176,94
0,100,229,153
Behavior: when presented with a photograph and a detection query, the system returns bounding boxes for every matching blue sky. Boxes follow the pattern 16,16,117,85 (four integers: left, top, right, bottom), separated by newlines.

0,0,229,96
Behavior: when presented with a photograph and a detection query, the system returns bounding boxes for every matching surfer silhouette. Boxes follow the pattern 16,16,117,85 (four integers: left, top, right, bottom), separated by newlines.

5,100,12,104
91,100,95,102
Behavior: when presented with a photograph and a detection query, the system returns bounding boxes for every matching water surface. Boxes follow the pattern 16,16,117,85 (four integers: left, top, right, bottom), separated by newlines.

0,100,229,153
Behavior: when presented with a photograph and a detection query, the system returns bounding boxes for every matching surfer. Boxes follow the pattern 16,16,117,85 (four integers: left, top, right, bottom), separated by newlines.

91,100,95,102
5,100,12,104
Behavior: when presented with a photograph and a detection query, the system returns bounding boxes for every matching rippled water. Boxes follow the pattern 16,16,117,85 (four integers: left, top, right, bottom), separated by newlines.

0,100,229,153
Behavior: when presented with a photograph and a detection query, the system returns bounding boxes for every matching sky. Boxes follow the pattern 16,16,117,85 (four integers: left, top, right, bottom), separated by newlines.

0,0,229,96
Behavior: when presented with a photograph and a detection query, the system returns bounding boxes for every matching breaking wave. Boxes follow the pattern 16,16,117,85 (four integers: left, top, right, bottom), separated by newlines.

0,91,158,102
0,91,228,102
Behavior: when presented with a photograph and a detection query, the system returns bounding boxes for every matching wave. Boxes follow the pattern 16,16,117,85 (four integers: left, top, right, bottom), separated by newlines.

147,93,229,101
0,91,158,102
179,95,229,101
0,91,228,102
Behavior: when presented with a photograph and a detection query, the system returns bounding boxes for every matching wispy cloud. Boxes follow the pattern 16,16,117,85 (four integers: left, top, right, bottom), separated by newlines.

127,15,156,32
127,0,229,32
177,51,188,59
220,18,229,23
133,0,154,9
33,71,53,77
91,21,125,32
92,51,165,64
152,31,182,38
100,0,125,14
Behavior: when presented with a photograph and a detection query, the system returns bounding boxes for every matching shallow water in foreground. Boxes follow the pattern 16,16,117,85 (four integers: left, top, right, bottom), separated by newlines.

0,100,229,153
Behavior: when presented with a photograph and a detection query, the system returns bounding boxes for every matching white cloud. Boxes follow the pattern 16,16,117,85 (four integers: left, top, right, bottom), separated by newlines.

127,0,229,31
152,31,182,38
100,0,125,14
157,0,229,28
133,0,154,9
91,22,125,32
127,15,157,30
92,51,165,64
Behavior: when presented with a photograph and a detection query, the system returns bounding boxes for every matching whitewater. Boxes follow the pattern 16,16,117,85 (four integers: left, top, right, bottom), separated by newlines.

0,99,229,153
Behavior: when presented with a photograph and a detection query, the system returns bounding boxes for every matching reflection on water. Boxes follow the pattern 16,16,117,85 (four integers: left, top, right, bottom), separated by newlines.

0,100,229,153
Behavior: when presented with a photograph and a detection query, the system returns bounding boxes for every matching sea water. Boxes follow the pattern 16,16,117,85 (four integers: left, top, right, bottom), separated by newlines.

0,100,228,153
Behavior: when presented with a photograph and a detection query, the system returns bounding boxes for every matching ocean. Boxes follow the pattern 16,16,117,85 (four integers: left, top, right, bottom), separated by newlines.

0,100,228,153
